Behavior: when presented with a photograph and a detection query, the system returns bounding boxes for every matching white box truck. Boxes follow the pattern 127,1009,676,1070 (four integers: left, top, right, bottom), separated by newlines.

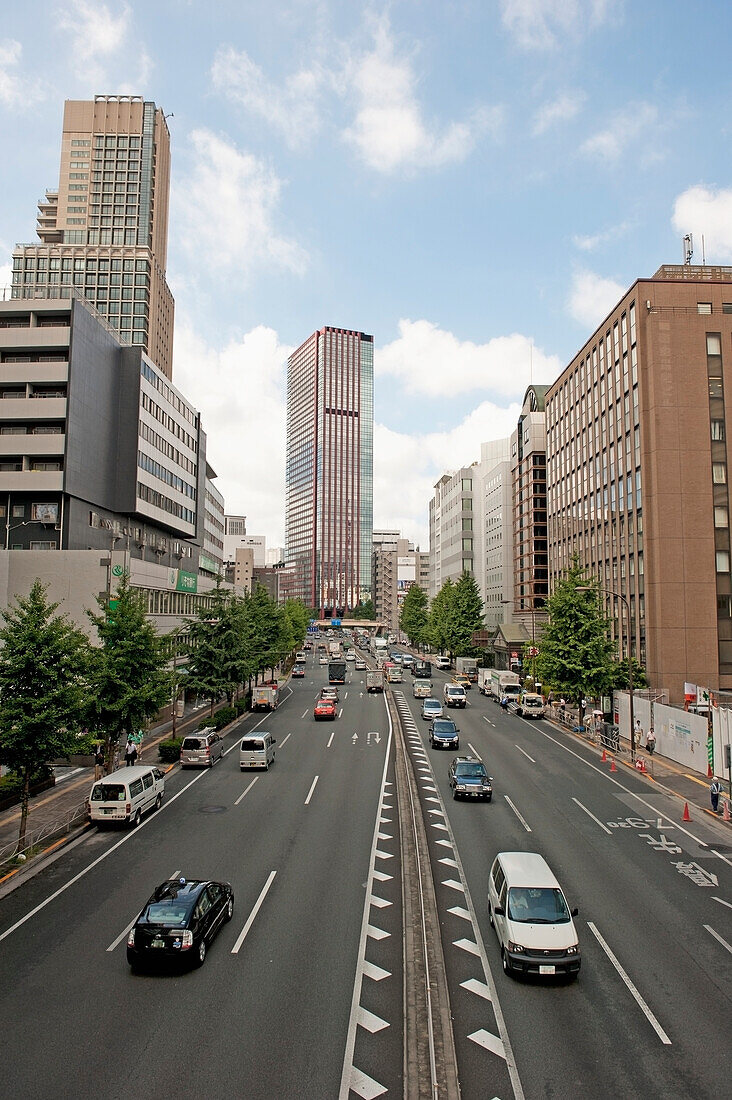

455,657,478,682
489,670,521,702
252,683,280,711
366,669,384,693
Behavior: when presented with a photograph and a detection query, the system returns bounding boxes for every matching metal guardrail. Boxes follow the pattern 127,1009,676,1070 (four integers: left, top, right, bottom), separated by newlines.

0,798,89,871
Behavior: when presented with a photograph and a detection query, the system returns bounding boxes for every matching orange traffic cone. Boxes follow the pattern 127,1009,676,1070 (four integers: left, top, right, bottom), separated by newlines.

610,758,617,772
601,749,607,762
723,799,731,823
682,802,692,822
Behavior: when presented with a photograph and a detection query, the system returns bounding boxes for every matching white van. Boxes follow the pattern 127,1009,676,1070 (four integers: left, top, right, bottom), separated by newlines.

88,765,166,827
488,852,581,979
239,732,276,770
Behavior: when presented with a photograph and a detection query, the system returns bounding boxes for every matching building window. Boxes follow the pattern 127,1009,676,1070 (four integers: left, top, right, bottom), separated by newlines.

697,303,712,314
713,463,727,484
712,420,726,441
717,550,730,573
707,334,722,356
715,507,729,528
12,504,24,517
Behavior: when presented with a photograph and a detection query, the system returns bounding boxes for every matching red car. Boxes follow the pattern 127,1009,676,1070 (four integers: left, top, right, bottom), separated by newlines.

314,698,337,721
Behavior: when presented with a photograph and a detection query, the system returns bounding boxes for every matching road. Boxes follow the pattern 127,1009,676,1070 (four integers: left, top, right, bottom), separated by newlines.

1,654,730,1099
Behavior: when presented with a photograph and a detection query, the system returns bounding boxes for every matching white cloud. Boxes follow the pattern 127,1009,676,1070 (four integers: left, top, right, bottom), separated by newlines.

0,39,45,108
672,186,732,262
532,90,585,135
57,1,132,85
581,101,657,163
343,17,500,173
501,0,616,51
567,267,624,328
211,46,325,149
172,321,293,544
572,219,632,251
172,129,308,281
375,319,561,399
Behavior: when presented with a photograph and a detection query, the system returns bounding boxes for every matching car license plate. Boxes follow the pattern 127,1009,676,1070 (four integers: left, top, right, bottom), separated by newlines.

151,938,165,948
539,964,555,975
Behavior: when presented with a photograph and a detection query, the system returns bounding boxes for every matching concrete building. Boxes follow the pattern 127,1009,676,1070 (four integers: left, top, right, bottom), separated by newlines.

546,264,732,704
285,326,373,615
428,466,477,599
201,473,225,580
11,96,175,379
371,532,427,636
0,295,219,635
510,386,548,643
475,438,514,631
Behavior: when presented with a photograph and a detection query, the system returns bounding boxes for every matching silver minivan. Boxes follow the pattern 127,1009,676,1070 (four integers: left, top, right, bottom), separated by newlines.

88,765,165,827
240,732,276,770
180,729,224,768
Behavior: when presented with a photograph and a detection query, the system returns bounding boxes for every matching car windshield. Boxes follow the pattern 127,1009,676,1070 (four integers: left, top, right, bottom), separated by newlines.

433,721,457,734
507,887,570,923
90,783,126,802
446,686,462,694
424,701,440,709
455,764,486,778
182,738,204,750
143,900,193,926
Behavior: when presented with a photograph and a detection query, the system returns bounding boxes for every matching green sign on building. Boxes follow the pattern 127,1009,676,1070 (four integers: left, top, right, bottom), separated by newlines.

176,570,198,593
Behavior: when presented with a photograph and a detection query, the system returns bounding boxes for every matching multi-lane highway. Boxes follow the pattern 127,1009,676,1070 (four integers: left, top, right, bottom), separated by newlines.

1,650,730,1099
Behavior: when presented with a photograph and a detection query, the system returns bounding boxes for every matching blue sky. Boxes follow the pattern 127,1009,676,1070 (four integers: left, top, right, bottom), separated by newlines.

2,1,732,550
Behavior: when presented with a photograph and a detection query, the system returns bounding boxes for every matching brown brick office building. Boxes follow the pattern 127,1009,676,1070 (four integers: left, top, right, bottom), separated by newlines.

546,265,732,705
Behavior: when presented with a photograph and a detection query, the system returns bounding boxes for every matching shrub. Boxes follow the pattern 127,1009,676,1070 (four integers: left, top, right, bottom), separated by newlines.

234,698,248,715
158,737,183,763
213,706,237,730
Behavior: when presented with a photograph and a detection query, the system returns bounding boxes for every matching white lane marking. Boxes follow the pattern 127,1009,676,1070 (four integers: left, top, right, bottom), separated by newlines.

711,849,732,868
712,896,732,910
304,775,319,805
442,878,465,892
338,708,343,719
370,895,392,909
327,730,336,748
587,922,671,1044
362,960,391,981
372,870,392,882
572,797,613,835
454,938,481,956
367,924,390,941
235,777,259,805
535,726,708,847
461,977,492,1001
468,742,482,759
349,1067,387,1099
357,1006,389,1034
301,710,308,719
0,768,210,945
439,857,459,868
279,733,292,748
516,745,536,763
504,795,532,832
448,906,472,921
231,870,277,955
469,1029,506,1058
705,924,732,955
107,867,181,952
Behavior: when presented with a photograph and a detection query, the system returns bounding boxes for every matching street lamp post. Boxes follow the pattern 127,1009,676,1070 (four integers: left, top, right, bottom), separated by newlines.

576,585,635,763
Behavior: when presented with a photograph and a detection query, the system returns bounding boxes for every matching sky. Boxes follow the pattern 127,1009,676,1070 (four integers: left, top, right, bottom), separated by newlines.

2,1,732,551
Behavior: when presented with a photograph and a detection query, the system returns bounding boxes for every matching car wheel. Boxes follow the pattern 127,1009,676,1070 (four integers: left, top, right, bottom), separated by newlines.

131,809,141,828
195,938,207,967
452,789,458,800
488,904,494,927
486,794,492,802
501,948,510,974
224,897,234,922
155,794,162,811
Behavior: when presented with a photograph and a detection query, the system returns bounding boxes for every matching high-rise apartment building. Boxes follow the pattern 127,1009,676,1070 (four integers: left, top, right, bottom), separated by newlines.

11,96,175,378
285,326,374,614
510,386,548,641
371,532,427,635
428,466,477,599
546,264,732,705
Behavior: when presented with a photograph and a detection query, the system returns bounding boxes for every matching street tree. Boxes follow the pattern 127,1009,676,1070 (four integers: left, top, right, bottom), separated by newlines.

400,585,429,649
87,573,171,765
0,580,91,849
283,598,310,647
351,597,375,619
535,558,615,719
451,571,484,656
425,578,455,654
184,583,240,715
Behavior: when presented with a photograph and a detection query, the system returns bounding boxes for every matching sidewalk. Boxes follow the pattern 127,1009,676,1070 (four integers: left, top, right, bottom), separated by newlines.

0,698,216,874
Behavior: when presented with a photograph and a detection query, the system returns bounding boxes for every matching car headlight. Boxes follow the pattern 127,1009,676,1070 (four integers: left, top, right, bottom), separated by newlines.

507,941,525,954
566,944,580,955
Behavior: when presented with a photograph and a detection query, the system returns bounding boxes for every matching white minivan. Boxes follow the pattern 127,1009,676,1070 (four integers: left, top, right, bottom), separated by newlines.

88,765,166,827
239,732,276,770
488,852,581,979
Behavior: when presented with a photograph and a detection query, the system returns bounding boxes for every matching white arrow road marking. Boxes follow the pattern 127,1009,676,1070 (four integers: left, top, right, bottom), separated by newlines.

469,1029,506,1059
372,870,392,882
370,894,392,909
363,960,391,981
461,978,493,1001
454,938,481,956
448,906,472,921
439,857,459,868
357,1007,389,1034
349,1068,387,1099
367,925,390,941
442,878,465,892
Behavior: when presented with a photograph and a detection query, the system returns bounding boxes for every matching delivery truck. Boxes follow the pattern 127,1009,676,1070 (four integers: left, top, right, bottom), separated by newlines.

455,657,478,682
489,669,521,702
252,682,280,710
329,659,347,684
366,669,385,693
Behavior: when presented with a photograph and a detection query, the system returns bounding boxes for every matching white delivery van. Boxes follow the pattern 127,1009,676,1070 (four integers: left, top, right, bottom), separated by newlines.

88,765,166,827
488,852,581,979
239,732,276,770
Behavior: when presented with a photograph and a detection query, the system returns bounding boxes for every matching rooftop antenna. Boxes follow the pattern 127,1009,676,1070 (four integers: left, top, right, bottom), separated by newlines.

702,234,706,264
683,233,693,265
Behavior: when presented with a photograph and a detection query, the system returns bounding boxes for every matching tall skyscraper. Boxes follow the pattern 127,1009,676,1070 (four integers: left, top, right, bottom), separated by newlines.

285,326,374,614
12,95,175,378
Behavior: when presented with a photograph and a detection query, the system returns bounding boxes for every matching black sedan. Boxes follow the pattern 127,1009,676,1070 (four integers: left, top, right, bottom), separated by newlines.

448,756,493,800
428,718,460,750
127,878,233,970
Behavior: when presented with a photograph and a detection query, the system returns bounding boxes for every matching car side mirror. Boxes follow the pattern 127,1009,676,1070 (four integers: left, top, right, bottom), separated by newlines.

494,905,505,916
571,907,578,917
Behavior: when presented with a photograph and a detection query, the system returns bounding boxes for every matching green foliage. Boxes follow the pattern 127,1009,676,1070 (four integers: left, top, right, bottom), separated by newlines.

283,599,310,644
534,557,616,702
234,697,249,714
212,706,237,730
609,656,649,691
424,573,484,657
425,578,454,653
0,580,91,845
158,737,182,763
352,598,376,619
400,585,429,648
184,582,240,710
87,573,171,762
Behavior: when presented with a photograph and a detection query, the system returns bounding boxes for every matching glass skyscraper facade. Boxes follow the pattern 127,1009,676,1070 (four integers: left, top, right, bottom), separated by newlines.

285,326,373,614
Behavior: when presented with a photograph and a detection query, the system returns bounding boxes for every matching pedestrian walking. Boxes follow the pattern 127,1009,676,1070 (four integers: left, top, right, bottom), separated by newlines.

94,745,105,780
132,728,144,760
645,727,656,755
124,738,137,767
710,777,722,814
633,717,643,750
